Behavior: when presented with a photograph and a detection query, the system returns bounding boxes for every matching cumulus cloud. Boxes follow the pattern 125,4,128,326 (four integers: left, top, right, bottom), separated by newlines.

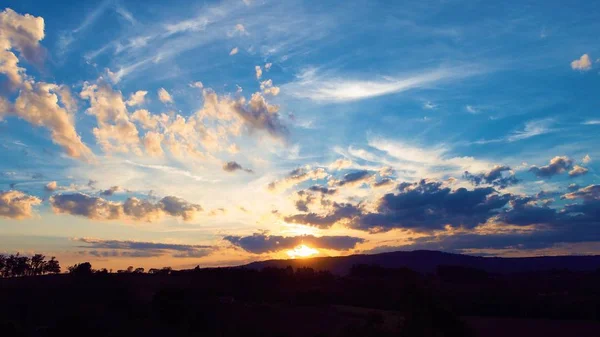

268,166,328,192
260,79,280,96
99,186,120,196
126,90,147,106
228,92,287,138
571,54,592,71
569,165,588,177
464,165,518,189
0,190,41,219
284,202,362,229
255,65,262,79
229,47,238,55
0,8,46,67
143,131,164,156
157,88,173,104
582,154,591,164
50,193,202,222
332,170,374,187
13,82,94,160
76,238,214,258
223,161,253,173
81,81,141,155
45,181,58,191
189,81,203,89
224,233,364,254
264,62,272,71
529,156,573,178
562,184,600,201
328,158,353,171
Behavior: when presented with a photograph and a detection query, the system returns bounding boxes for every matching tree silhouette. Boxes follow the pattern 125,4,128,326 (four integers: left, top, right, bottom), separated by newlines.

45,257,61,274
68,262,93,275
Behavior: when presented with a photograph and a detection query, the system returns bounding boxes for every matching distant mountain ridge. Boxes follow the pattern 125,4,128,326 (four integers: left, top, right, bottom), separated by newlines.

242,250,600,275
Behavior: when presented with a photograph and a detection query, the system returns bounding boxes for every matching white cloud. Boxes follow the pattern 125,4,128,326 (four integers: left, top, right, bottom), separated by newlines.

265,62,272,71
583,120,600,125
45,181,58,191
507,119,553,142
571,54,592,71
285,67,479,103
423,101,436,109
466,105,478,114
189,81,204,89
229,47,239,55
255,65,262,79
582,154,591,164
260,79,280,96
158,88,173,104
126,90,147,106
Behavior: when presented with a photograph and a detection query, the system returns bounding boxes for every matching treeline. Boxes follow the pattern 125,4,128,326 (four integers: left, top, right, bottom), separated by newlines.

0,254,61,277
67,262,174,275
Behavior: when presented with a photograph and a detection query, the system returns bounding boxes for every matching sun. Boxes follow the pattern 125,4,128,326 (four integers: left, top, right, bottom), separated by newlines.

287,245,319,258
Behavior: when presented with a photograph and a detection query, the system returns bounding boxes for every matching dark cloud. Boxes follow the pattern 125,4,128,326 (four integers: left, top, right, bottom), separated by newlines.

222,161,253,173
353,180,510,232
267,167,327,192
100,185,120,196
76,238,214,258
464,165,518,189
307,185,337,195
562,184,600,201
229,92,288,138
529,156,573,178
284,202,362,228
335,170,374,187
223,233,365,254
372,178,394,188
50,193,202,221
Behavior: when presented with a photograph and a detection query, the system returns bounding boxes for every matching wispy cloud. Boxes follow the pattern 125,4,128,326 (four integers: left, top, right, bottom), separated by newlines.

125,160,217,183
284,66,483,103
507,119,554,142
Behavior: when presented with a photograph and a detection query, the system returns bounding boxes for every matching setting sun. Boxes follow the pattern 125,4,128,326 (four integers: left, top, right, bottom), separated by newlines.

286,245,319,258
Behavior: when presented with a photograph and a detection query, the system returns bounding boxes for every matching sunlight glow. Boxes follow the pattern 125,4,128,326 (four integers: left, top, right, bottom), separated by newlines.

286,245,319,258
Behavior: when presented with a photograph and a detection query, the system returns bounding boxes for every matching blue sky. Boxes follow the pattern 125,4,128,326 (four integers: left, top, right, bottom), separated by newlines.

1,0,599,269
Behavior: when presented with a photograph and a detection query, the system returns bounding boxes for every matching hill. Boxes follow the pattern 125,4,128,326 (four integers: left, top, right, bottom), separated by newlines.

242,250,600,274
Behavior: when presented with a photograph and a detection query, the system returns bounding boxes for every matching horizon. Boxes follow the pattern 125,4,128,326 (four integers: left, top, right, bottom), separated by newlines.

1,0,600,271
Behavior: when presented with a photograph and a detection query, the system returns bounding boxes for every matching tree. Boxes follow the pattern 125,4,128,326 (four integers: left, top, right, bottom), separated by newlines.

30,254,46,276
44,257,61,274
134,267,145,273
68,262,93,275
0,255,6,277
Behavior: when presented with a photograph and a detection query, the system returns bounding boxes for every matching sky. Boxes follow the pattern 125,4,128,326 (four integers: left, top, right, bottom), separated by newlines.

0,0,599,271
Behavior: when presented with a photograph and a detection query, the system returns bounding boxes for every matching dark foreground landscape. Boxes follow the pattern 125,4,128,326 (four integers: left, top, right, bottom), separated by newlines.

2,250,600,337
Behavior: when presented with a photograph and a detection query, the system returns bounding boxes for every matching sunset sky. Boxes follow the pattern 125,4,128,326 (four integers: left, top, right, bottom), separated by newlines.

1,0,599,270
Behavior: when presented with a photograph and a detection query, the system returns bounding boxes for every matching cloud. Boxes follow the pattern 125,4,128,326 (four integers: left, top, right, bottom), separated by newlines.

0,8,46,67
584,120,600,125
0,190,41,219
76,238,214,258
99,186,120,196
284,202,362,229
562,184,600,201
81,81,141,155
264,62,272,71
529,156,573,178
45,181,58,191
143,131,165,156
189,81,203,89
285,67,478,103
228,92,287,138
353,180,510,232
568,165,588,177
255,65,262,79
466,105,479,114
126,90,147,106
260,79,280,96
158,88,173,104
464,165,518,189
333,170,374,187
50,193,202,222
328,158,353,171
229,47,238,55
571,54,592,71
268,166,328,192
13,83,94,160
224,233,364,254
507,119,554,142
582,154,591,164
223,161,253,173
